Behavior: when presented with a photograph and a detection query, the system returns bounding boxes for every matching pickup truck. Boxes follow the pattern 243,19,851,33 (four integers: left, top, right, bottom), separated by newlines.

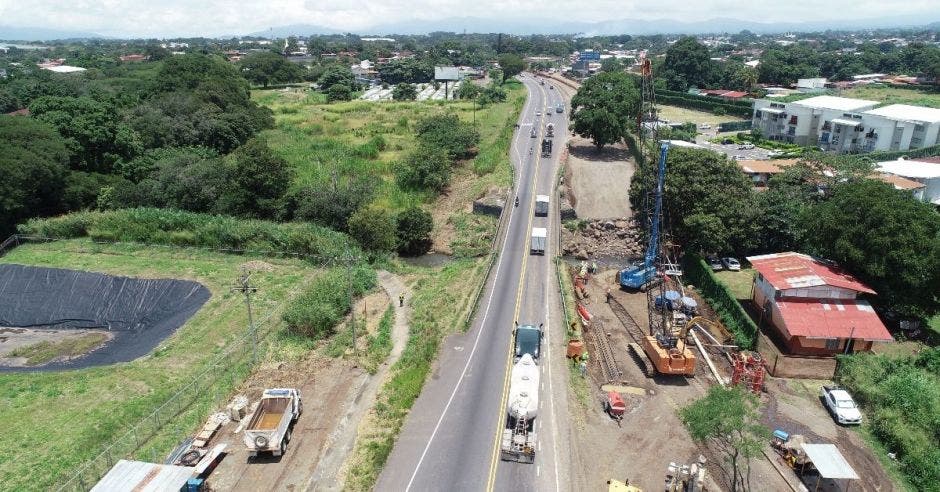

820,386,862,425
243,388,303,456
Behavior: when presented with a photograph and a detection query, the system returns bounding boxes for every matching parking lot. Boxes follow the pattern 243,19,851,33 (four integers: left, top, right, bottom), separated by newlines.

695,133,772,160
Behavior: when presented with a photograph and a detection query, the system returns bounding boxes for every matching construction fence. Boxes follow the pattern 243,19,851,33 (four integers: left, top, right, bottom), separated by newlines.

682,254,758,349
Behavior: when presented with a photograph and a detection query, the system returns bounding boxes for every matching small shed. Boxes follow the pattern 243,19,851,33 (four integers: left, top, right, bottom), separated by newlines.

91,459,194,492
800,443,860,491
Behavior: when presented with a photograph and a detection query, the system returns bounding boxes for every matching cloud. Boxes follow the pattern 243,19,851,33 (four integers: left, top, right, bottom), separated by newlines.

0,0,937,38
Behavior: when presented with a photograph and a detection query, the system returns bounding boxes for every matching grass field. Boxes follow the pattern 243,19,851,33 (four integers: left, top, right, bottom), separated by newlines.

842,84,940,109
658,105,744,126
0,240,320,490
253,82,525,213
713,268,756,300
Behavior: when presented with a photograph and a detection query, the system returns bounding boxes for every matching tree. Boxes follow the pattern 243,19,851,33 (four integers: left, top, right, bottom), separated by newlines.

662,36,718,91
629,147,757,254
600,57,623,73
478,82,507,104
570,71,640,149
378,58,434,84
0,89,19,113
392,82,417,101
497,53,525,83
396,144,452,192
290,175,378,231
457,81,481,100
239,51,304,88
326,83,352,102
396,206,433,256
799,179,940,318
0,115,69,236
348,205,397,253
219,137,293,218
319,66,358,91
723,63,758,92
680,386,769,492
414,113,480,159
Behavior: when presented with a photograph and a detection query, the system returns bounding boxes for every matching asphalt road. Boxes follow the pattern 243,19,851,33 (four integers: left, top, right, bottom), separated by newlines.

376,74,571,492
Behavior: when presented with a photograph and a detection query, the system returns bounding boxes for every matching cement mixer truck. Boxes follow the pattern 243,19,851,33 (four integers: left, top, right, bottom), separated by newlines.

501,323,543,463
546,122,555,138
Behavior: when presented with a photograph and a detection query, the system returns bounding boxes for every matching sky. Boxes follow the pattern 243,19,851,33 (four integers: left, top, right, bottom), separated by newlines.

1,0,938,38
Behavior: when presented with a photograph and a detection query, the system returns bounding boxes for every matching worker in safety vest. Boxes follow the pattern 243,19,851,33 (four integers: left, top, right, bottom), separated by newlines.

399,293,404,307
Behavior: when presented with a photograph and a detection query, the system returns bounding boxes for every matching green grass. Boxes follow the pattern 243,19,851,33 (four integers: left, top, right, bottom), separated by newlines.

713,269,755,300
253,81,525,215
0,240,320,490
6,332,110,366
842,84,940,109
929,315,940,336
658,105,742,126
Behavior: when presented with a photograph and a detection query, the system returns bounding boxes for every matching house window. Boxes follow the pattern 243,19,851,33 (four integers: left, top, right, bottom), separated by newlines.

789,116,798,125
825,338,840,350
755,110,762,118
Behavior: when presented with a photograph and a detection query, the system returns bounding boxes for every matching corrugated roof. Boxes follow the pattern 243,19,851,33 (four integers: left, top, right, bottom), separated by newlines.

91,460,194,492
776,298,892,341
746,252,876,294
801,444,860,480
875,173,925,190
864,104,940,124
830,118,863,126
738,159,798,175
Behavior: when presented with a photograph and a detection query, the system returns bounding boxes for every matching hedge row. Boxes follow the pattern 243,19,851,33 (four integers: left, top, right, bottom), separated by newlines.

17,208,359,262
866,143,940,162
718,120,753,132
659,89,754,109
657,92,753,118
682,254,758,349
282,266,377,339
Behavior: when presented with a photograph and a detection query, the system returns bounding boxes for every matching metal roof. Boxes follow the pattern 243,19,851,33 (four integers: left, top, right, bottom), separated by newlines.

877,159,940,179
759,107,785,115
801,444,860,480
829,118,863,126
776,298,893,341
92,460,194,492
864,104,940,124
746,252,876,294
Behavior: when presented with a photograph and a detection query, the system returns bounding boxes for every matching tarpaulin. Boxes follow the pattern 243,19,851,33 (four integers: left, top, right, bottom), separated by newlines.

0,264,210,371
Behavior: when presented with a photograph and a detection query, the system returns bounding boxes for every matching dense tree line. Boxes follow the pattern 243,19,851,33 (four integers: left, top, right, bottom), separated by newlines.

758,41,940,85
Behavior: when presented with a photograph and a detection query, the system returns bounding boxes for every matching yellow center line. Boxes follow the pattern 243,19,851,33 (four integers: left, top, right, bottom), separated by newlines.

485,78,549,491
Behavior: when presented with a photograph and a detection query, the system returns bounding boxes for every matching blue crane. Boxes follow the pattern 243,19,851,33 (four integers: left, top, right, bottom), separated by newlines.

619,142,669,290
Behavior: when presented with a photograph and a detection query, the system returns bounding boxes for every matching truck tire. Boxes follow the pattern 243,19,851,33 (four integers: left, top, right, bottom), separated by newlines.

180,449,201,466
254,435,269,449
280,440,286,456
286,428,292,443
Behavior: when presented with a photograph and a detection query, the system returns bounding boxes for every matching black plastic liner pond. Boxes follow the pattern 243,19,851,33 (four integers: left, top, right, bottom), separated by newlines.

0,264,210,371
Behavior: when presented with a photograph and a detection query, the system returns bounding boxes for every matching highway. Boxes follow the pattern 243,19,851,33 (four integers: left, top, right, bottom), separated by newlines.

376,74,572,492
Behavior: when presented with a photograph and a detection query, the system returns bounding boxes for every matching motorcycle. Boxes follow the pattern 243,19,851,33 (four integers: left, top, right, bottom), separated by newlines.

515,196,519,207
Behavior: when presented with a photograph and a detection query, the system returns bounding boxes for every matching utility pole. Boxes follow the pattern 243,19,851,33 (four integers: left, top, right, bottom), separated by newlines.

345,246,357,354
233,271,259,364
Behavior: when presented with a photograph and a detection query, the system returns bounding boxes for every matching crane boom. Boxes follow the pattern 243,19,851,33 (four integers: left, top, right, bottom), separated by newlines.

618,142,669,290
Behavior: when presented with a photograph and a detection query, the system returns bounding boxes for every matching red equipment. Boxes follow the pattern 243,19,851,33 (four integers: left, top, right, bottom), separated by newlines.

605,391,625,420
731,351,766,394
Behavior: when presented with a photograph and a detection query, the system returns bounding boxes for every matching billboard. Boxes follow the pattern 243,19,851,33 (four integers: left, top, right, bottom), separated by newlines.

434,66,460,81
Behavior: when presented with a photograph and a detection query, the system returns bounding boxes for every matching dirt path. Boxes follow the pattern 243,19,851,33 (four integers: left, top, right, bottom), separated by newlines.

204,271,410,492
306,270,410,491
566,136,635,219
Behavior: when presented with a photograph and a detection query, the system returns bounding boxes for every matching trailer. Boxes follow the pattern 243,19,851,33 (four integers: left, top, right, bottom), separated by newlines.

243,388,302,457
530,227,547,255
541,138,552,157
501,354,539,463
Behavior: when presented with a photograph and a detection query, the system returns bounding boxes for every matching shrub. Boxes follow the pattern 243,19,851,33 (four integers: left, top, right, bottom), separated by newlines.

283,266,377,339
395,145,452,192
414,113,480,160
327,84,352,102
396,206,433,256
348,205,397,253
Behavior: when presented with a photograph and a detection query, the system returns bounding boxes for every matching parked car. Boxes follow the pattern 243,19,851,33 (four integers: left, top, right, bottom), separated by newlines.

699,124,711,129
721,138,734,145
738,143,755,150
820,386,862,425
721,257,741,271
767,150,783,157
707,256,723,271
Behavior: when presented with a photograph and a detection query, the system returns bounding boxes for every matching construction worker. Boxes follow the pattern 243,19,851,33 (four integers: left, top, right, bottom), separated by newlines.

606,287,612,304
579,359,587,377
592,261,598,274
399,293,404,307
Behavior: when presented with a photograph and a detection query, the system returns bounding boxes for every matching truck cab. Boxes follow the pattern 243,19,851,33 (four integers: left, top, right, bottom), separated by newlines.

514,323,543,362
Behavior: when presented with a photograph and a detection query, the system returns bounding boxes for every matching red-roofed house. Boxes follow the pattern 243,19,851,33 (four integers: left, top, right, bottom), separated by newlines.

746,252,893,356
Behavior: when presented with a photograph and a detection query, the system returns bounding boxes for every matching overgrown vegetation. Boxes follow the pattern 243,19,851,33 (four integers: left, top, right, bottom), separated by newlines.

6,332,110,366
283,266,377,339
838,348,940,491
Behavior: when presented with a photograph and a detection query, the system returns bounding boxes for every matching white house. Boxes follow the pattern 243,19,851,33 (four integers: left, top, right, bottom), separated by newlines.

752,95,878,147
860,105,940,152
876,158,940,205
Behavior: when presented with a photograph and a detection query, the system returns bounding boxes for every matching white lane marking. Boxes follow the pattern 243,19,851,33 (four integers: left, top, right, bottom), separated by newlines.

537,466,541,477
404,83,531,491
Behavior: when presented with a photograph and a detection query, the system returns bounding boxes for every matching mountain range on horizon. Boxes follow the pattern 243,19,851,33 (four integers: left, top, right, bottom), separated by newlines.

2,14,939,42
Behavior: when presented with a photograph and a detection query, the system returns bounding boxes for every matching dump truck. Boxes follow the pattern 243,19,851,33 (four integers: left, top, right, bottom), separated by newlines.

243,388,302,457
541,138,552,157
530,227,547,255
535,194,549,216
546,123,555,138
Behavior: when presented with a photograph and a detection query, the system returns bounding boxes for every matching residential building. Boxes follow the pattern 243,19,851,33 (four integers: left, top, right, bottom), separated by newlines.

876,158,940,205
860,104,940,152
40,65,87,73
752,95,878,148
875,173,927,200
747,252,893,357
796,78,828,92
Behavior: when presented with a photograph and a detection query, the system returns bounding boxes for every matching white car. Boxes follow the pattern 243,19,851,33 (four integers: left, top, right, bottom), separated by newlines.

699,124,711,129
738,143,755,150
535,111,541,116
721,257,741,271
707,256,723,271
820,386,862,425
